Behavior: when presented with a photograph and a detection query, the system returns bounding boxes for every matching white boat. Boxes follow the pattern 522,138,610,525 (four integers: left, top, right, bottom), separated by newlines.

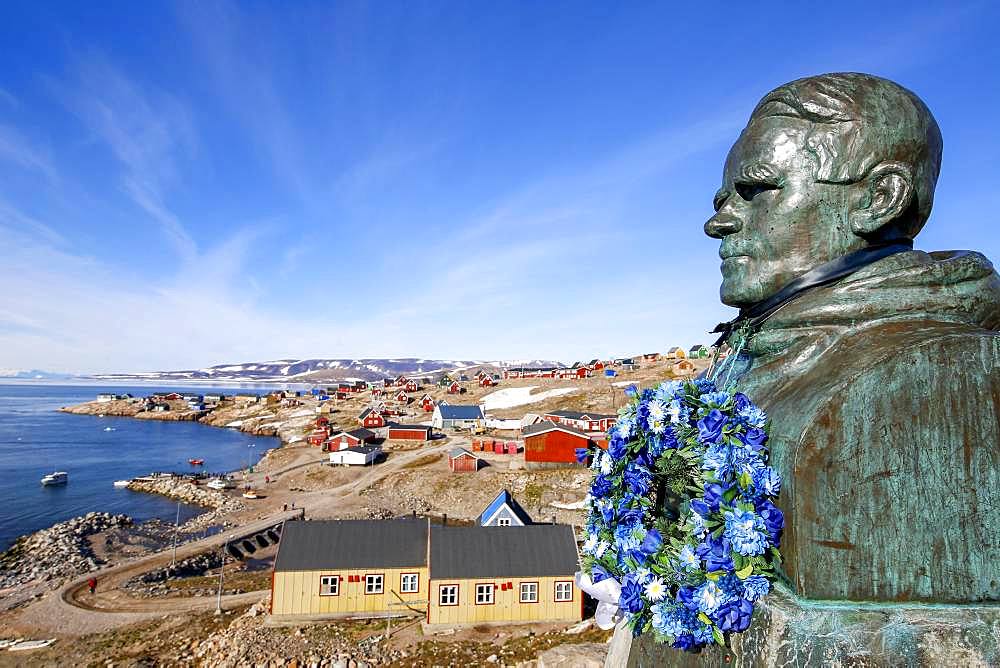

242,491,259,499
103,427,115,432
40,472,68,486
113,480,130,488
207,478,236,490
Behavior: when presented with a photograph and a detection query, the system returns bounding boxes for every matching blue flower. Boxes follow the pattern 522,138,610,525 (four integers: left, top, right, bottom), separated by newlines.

590,474,613,499
738,405,768,429
699,391,730,407
737,427,768,450
742,575,770,602
591,564,611,584
723,508,770,556
733,392,751,413
717,573,743,599
639,528,663,556
677,544,699,572
619,575,645,614
651,601,686,637
608,435,628,461
617,506,644,528
598,500,615,524
693,378,716,394
672,634,697,651
697,409,727,444
695,535,734,571
752,467,781,497
694,580,727,614
704,483,729,511
702,441,735,479
691,621,714,645
676,586,698,611
755,500,784,542
690,498,710,518
623,464,652,496
624,384,638,397
574,448,589,463
713,597,754,632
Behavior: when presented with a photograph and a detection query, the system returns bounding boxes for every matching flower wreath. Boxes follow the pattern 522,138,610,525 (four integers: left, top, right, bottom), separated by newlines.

575,377,783,651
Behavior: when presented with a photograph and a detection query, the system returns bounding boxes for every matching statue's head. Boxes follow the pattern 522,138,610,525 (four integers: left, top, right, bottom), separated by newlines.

705,73,943,308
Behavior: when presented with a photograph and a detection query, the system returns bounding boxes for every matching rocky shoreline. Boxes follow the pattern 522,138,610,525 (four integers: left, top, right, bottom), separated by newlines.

126,477,245,512
0,511,132,591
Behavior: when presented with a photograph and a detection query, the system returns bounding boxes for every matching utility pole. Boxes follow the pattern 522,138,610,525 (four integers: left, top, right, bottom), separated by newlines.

215,535,233,615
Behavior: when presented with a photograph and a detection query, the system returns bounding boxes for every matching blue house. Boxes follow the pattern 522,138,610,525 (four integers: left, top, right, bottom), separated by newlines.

431,404,485,430
479,490,533,527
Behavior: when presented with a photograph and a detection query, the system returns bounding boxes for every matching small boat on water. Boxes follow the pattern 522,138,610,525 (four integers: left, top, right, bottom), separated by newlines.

40,472,68,486
103,427,115,432
207,477,236,490
112,480,130,488
188,458,204,466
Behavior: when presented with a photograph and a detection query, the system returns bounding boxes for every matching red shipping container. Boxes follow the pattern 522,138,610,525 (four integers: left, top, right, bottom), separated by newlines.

493,442,504,454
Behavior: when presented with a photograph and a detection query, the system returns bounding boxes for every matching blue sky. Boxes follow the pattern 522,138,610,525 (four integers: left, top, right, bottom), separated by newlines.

1,1,998,373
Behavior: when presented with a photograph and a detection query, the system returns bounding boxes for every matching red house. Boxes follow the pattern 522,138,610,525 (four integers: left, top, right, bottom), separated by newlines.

522,421,591,465
394,376,409,387
404,380,419,393
480,376,496,388
314,416,330,429
358,408,386,429
448,447,479,472
447,381,462,394
308,427,331,446
371,388,383,399
543,410,617,432
588,359,606,371
394,389,410,404
421,394,435,412
325,428,377,451
386,423,433,441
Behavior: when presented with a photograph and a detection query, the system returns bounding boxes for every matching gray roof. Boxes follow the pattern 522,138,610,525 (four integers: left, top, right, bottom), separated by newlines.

449,447,476,458
430,525,578,579
436,404,484,420
387,422,432,432
274,518,427,572
522,420,589,438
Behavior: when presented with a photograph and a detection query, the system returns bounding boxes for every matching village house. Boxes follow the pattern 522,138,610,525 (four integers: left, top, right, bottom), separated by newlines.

588,359,606,371
325,428,377,451
394,389,410,404
666,346,686,360
543,410,616,432
371,387,384,399
478,489,532,526
404,379,419,393
386,423,433,441
673,359,696,375
270,518,429,619
420,394,435,412
203,393,225,405
358,408,386,429
329,444,382,466
432,404,485,431
479,375,496,388
522,421,593,467
394,376,409,388
448,447,479,473
447,381,463,395
642,352,661,362
689,344,711,359
426,524,582,626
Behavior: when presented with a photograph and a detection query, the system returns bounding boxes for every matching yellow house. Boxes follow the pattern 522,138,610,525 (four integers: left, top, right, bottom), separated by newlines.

427,524,582,626
270,518,429,619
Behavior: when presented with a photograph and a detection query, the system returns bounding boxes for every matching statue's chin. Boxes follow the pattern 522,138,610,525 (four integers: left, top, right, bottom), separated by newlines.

719,283,762,309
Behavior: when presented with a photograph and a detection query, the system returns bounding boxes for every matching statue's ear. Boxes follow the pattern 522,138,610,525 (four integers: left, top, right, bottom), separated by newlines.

849,161,915,237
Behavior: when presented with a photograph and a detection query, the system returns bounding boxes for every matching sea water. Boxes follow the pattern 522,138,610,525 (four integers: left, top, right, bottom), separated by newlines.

0,382,282,552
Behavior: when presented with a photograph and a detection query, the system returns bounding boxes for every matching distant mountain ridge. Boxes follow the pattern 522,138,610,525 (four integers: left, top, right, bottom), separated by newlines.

0,369,74,380
90,358,566,383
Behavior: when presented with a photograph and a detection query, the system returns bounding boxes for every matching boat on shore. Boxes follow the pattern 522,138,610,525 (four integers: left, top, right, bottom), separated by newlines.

207,477,236,490
242,490,259,499
188,458,204,466
40,472,68,486
112,480,130,488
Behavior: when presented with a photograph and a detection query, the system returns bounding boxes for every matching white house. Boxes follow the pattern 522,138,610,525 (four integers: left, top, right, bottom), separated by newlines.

328,444,382,466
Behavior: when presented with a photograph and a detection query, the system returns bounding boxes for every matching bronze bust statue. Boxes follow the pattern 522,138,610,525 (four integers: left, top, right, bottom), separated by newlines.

705,73,1000,604
610,72,1000,667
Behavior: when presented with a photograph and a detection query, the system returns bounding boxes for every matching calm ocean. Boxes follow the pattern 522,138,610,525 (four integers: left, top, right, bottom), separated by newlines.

0,382,283,552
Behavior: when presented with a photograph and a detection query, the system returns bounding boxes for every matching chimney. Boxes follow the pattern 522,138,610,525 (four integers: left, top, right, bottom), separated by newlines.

443,513,447,526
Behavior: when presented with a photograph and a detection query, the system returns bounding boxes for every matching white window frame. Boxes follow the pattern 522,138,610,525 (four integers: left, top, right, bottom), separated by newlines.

520,581,538,603
475,583,494,605
365,574,383,594
497,517,512,527
320,575,339,596
401,573,419,593
554,581,573,602
439,584,458,606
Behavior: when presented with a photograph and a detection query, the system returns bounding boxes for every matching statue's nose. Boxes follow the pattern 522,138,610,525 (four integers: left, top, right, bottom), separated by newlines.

704,214,742,239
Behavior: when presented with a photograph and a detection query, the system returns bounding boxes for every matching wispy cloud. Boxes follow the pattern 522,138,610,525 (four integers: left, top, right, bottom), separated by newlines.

0,88,17,108
0,123,57,181
54,54,198,260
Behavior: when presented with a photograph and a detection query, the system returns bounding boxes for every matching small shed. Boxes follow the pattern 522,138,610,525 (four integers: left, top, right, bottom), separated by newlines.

448,447,479,472
328,444,381,466
387,423,433,441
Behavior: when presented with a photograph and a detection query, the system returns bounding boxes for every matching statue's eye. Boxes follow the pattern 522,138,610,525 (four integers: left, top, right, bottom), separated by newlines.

735,181,779,202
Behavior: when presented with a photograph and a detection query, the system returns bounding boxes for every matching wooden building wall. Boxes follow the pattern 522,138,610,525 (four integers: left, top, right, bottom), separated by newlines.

427,575,581,625
523,431,589,463
271,566,429,617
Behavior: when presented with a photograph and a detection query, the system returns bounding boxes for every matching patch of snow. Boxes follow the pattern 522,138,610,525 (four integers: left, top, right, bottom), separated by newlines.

551,499,587,510
480,386,579,411
226,421,244,428
612,381,637,387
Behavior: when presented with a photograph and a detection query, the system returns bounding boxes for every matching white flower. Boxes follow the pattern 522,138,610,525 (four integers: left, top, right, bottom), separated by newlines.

647,400,667,423
582,534,599,554
667,400,681,423
599,453,613,474
594,540,610,558
634,566,652,585
644,576,667,602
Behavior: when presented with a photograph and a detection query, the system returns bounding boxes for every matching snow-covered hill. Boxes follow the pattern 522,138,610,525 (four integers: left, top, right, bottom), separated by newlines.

90,358,566,383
